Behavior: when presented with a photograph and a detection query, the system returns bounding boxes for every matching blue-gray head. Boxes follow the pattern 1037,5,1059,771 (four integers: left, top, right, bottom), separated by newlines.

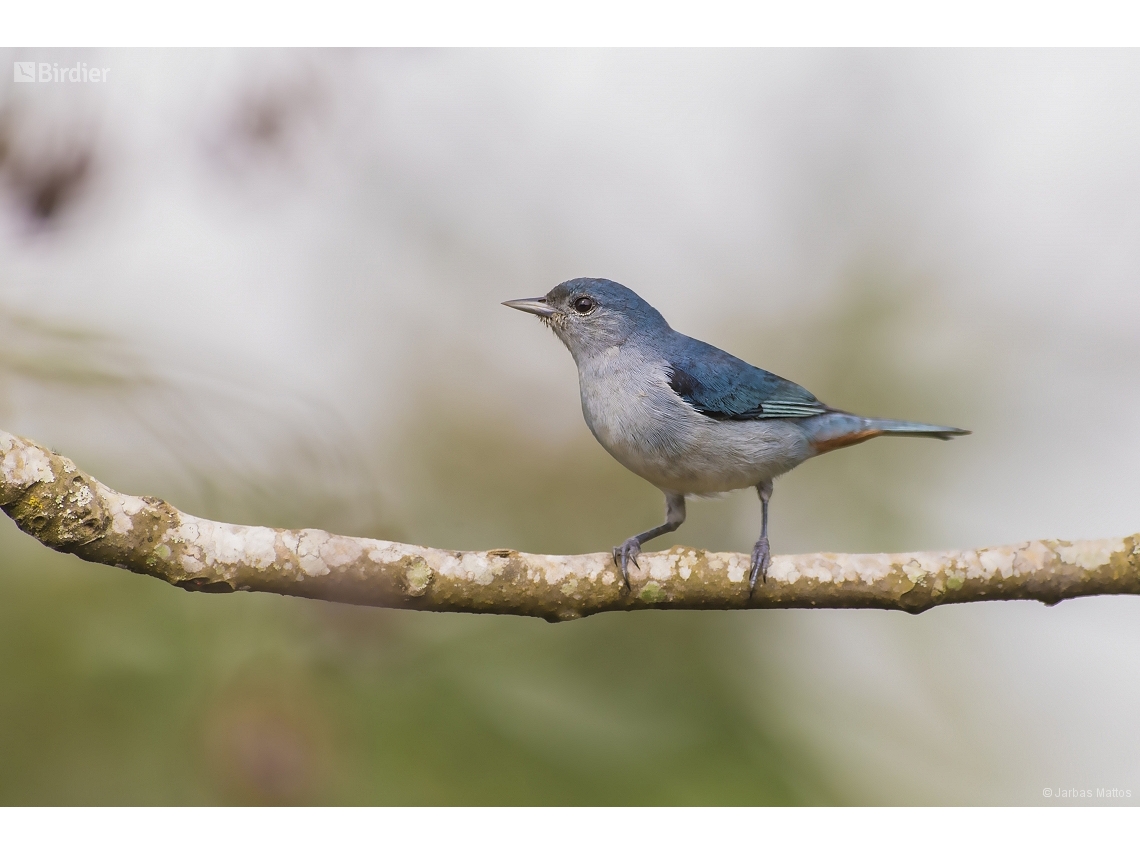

503,278,670,361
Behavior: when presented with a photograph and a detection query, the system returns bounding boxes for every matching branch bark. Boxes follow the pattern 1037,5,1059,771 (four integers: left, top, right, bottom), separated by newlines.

1,428,1137,622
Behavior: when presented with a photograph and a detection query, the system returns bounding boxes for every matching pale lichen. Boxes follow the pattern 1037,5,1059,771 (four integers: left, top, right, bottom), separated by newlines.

725,555,747,584
650,554,675,582
1058,538,1125,571
436,552,497,585
319,535,364,568
979,547,1016,578
101,488,145,534
403,556,433,596
639,581,665,603
0,439,55,487
3,427,1140,621
1013,540,1054,576
297,529,332,577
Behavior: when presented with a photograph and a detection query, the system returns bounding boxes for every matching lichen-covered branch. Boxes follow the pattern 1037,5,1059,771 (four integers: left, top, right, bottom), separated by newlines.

1,428,1137,622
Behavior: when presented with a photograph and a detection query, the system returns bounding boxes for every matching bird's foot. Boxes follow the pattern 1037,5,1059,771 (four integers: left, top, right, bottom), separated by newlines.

749,536,770,591
611,538,641,590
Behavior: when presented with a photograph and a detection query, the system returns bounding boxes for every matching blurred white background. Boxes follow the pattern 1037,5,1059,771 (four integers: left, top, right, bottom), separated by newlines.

1,49,1139,804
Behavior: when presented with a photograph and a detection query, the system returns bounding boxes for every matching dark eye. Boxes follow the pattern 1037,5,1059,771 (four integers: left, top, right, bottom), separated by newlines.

572,296,595,314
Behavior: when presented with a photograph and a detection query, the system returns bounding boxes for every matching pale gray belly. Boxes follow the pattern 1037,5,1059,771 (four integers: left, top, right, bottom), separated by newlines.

578,363,816,496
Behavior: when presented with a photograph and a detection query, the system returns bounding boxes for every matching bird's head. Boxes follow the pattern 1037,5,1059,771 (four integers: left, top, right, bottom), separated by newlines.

503,278,669,361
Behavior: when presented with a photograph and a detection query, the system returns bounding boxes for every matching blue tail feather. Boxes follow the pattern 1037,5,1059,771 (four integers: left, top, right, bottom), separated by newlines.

805,412,969,454
864,418,971,440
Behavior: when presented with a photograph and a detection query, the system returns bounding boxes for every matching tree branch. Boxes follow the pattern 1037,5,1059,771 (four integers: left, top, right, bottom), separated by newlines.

1,428,1136,621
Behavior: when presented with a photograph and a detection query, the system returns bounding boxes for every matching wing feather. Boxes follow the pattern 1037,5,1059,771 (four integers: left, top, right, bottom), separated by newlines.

665,336,827,421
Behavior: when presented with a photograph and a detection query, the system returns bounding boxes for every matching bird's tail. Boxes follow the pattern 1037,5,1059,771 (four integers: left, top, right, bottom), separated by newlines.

864,417,971,440
807,412,970,454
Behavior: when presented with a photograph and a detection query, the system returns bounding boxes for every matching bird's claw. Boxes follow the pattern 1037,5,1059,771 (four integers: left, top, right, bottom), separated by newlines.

749,536,770,591
612,538,641,590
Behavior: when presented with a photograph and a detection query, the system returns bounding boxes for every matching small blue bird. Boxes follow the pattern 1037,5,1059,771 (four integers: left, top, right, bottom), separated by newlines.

504,278,969,591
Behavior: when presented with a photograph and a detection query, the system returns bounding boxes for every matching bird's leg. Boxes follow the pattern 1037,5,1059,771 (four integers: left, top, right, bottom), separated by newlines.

750,479,774,590
613,492,686,589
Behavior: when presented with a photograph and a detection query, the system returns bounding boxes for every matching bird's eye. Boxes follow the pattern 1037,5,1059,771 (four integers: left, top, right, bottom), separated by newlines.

572,296,596,314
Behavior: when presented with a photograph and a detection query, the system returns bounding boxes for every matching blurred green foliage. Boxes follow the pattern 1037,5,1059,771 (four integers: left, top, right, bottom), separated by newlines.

0,529,835,804
0,272,973,805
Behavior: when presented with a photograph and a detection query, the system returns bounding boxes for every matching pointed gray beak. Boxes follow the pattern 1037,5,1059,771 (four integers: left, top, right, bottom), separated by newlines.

502,297,557,318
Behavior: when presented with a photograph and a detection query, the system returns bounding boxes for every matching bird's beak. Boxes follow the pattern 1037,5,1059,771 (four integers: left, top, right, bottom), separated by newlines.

502,297,557,318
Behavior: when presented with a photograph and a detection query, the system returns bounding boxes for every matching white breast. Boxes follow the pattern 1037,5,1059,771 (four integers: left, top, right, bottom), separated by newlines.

575,345,815,496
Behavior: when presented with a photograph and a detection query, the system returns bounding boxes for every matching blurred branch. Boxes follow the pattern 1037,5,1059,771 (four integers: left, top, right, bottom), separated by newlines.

2,428,1136,622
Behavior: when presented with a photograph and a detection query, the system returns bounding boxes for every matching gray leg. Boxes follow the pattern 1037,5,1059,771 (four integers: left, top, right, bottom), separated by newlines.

613,492,686,589
750,479,773,590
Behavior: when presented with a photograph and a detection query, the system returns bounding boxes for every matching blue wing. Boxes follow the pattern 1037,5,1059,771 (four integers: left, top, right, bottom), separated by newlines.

665,335,828,420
